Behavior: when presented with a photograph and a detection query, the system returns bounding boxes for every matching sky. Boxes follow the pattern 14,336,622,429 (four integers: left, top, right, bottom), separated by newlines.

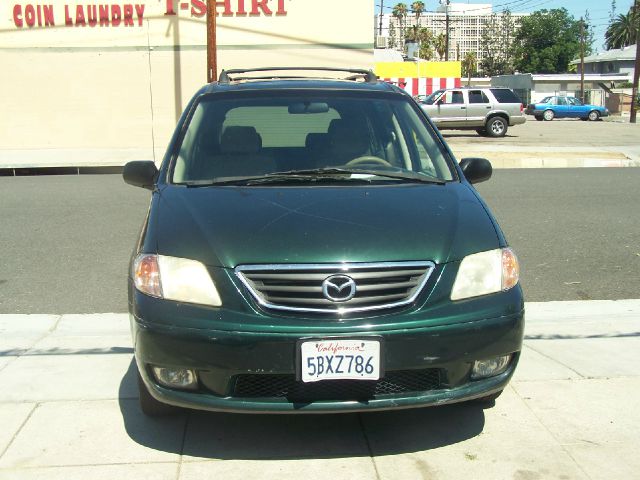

375,0,636,53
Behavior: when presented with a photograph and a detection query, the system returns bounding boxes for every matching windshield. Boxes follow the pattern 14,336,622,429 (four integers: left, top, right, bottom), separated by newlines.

171,92,455,184
423,90,444,105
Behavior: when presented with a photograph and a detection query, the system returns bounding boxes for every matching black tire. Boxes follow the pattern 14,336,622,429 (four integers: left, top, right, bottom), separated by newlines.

476,128,487,136
485,117,508,137
543,109,555,121
535,116,543,121
580,117,589,121
588,110,600,121
474,389,504,404
137,370,179,416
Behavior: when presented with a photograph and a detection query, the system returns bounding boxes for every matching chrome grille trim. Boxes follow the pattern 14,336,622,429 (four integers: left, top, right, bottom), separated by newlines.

235,261,436,314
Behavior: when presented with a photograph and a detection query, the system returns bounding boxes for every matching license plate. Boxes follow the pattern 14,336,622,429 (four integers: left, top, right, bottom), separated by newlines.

299,339,381,383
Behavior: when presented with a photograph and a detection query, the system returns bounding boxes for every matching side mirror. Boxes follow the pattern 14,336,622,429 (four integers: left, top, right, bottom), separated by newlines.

459,157,492,184
123,161,158,190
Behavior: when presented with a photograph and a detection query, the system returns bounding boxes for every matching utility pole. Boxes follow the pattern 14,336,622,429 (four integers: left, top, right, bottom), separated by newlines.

206,0,217,83
631,0,639,123
444,0,450,61
580,18,585,103
379,0,384,36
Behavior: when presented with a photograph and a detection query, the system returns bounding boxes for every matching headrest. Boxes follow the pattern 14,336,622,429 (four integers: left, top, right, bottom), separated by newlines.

328,119,344,135
329,123,369,157
305,133,329,150
220,126,262,154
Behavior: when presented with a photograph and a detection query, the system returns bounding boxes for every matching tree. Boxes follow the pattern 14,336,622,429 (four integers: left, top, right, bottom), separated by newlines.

604,10,639,49
583,11,595,53
462,52,477,85
411,1,425,26
405,25,434,60
434,33,447,60
511,8,589,74
481,12,512,76
609,0,617,24
419,42,435,61
388,21,397,49
392,3,408,46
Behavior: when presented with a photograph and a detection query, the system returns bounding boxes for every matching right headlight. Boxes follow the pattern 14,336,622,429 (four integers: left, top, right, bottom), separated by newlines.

133,253,222,307
450,248,519,301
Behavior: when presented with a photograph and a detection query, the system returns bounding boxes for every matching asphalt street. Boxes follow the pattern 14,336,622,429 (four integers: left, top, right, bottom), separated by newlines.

0,168,638,314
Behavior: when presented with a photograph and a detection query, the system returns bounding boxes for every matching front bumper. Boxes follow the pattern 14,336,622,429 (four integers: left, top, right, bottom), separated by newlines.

132,295,525,413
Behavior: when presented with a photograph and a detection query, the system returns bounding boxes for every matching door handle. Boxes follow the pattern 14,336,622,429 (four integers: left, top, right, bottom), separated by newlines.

460,106,466,109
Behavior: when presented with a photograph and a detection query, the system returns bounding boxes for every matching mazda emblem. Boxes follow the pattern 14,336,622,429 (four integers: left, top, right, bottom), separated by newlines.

322,275,357,302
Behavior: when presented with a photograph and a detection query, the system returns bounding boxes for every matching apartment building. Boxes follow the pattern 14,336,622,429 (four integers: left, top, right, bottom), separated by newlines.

375,3,527,72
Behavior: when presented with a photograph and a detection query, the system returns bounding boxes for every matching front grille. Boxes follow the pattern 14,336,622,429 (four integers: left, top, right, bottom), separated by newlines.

235,261,435,314
232,369,441,401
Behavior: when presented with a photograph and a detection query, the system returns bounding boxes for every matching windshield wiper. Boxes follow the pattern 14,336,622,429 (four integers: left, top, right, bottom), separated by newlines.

182,167,446,187
250,167,446,185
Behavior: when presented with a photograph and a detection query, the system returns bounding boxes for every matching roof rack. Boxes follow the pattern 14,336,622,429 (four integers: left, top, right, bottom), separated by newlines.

218,67,378,84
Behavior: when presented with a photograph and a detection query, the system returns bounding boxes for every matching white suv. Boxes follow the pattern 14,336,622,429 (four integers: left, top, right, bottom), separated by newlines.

418,87,526,137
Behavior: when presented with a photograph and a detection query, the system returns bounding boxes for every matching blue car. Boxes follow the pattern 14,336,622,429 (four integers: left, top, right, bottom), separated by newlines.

525,96,609,121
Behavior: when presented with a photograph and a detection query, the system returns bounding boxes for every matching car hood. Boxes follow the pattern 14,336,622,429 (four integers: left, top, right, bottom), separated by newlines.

150,183,500,268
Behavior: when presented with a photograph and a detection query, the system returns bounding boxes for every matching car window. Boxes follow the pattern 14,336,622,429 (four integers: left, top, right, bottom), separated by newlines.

489,88,521,103
541,97,552,103
567,98,583,106
172,93,455,183
468,90,489,104
441,90,464,105
224,106,340,147
556,97,567,106
424,90,444,105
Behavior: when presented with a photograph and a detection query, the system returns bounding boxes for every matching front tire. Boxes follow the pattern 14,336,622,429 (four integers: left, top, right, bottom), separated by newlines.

535,115,543,121
588,110,600,121
138,370,179,416
543,109,555,121
485,117,508,137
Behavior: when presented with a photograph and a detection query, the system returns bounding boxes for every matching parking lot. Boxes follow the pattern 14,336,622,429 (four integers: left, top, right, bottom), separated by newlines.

444,117,640,168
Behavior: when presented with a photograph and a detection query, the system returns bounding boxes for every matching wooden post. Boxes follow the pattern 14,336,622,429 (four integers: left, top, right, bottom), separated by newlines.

630,0,639,123
444,0,450,61
580,18,585,103
206,0,217,83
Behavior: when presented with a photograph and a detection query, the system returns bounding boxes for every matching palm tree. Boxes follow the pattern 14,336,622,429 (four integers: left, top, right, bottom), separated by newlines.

604,10,639,50
434,33,447,60
406,26,434,59
462,52,477,85
405,25,419,46
411,1,425,27
392,3,409,44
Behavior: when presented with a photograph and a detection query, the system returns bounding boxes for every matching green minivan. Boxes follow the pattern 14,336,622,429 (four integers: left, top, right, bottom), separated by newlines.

123,67,524,416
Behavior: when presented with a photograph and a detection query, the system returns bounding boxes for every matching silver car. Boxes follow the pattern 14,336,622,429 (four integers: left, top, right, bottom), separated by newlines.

419,87,527,137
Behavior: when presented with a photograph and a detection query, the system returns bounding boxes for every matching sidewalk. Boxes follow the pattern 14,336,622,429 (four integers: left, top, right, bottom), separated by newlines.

0,300,639,479
449,144,640,168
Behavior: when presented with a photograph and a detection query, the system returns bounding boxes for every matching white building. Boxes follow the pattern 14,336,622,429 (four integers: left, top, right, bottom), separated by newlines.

570,44,637,78
375,3,527,72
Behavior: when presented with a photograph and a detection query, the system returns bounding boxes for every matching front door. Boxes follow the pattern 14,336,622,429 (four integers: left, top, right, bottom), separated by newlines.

432,90,467,127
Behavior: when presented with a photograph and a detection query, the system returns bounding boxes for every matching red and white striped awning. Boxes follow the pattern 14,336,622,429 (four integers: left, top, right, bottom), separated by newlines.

383,77,462,96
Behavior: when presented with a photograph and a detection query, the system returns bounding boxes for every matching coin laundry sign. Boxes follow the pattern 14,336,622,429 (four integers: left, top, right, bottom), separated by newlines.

11,1,287,28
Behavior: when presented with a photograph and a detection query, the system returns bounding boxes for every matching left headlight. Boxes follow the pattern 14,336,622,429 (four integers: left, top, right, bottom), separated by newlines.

133,253,222,307
450,248,519,301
